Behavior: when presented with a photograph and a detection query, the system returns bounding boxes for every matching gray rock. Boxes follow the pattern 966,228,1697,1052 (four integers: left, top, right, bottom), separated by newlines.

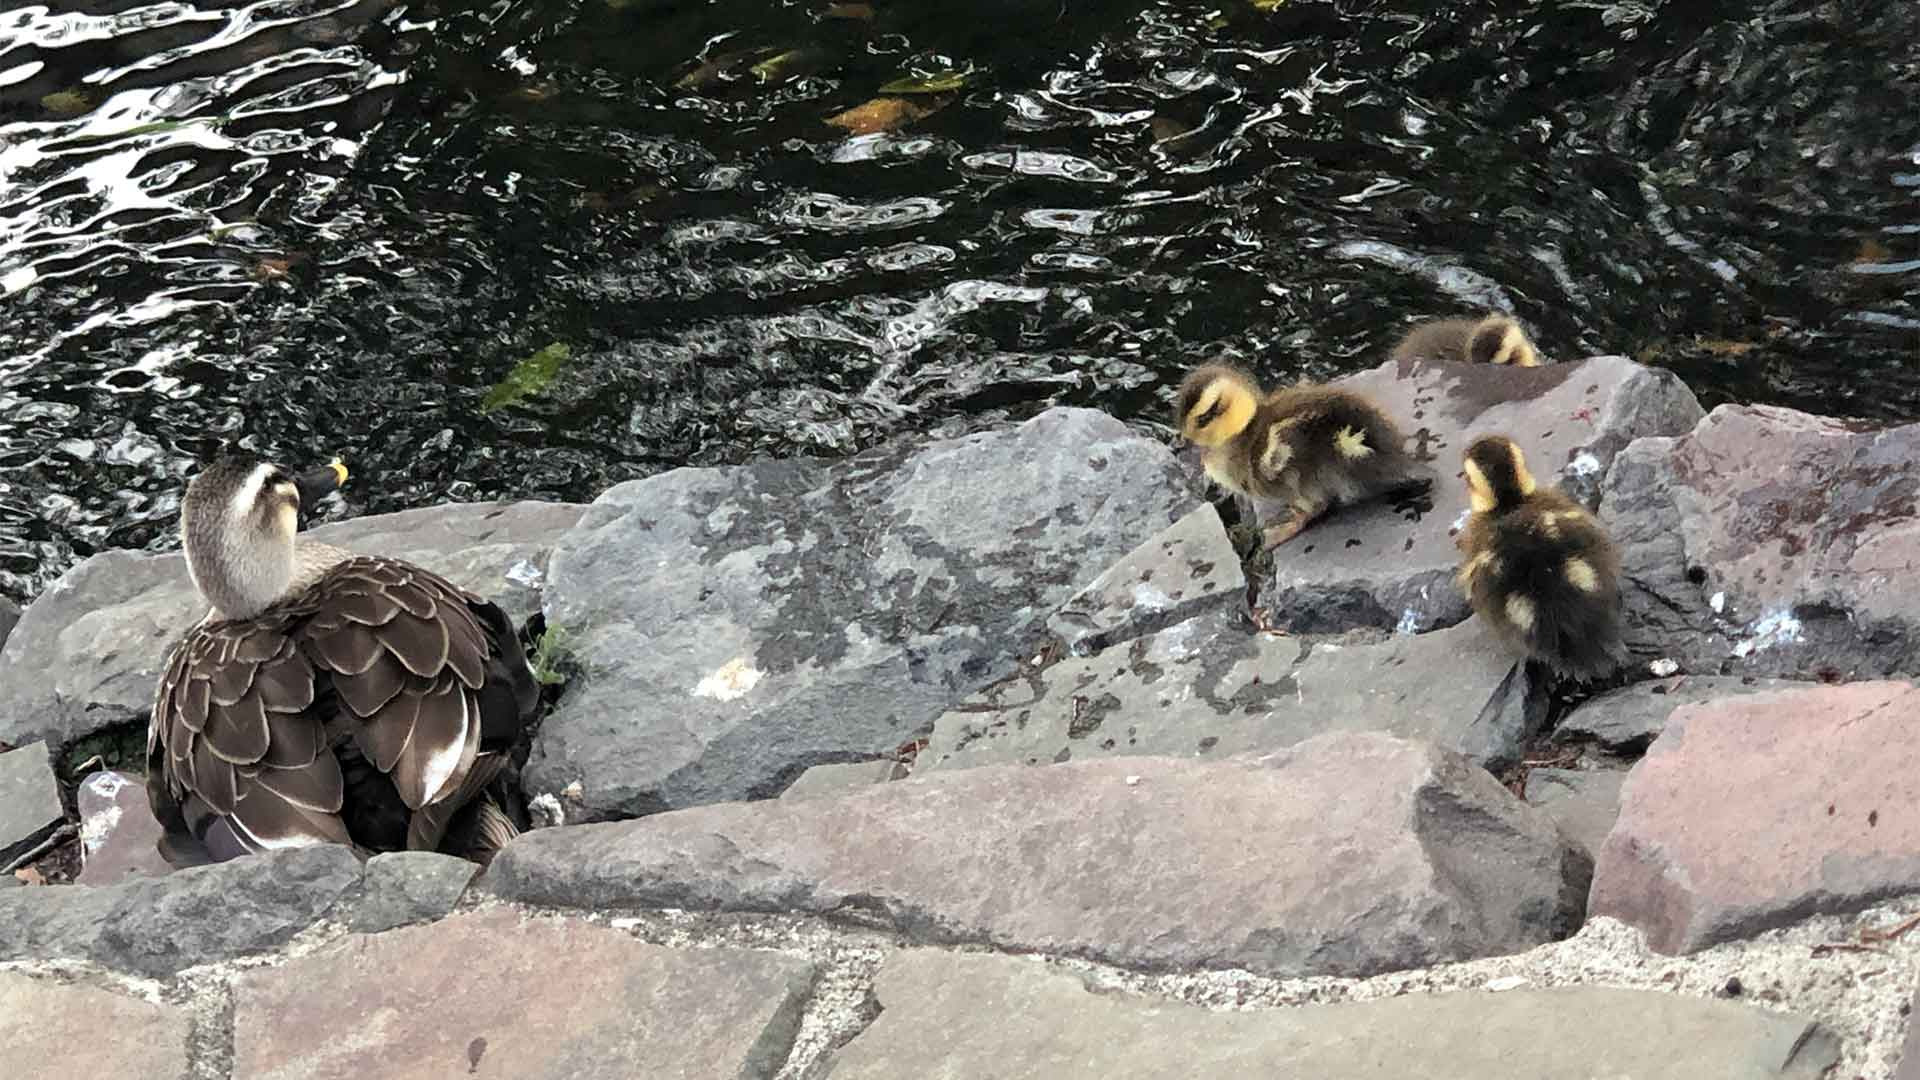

524,408,1198,821
826,950,1839,1080
76,769,171,885
232,909,815,1080
0,973,192,1077
778,760,904,801
1046,503,1245,657
350,851,479,933
0,845,362,976
1523,767,1628,861
0,596,17,655
489,733,1586,979
0,742,63,867
0,500,584,753
1557,676,1813,753
1899,985,1920,1080
1255,354,1702,634
1603,404,1920,678
916,611,1543,775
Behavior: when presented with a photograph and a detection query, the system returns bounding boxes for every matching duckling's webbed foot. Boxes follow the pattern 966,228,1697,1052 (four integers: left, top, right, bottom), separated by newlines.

1262,497,1330,550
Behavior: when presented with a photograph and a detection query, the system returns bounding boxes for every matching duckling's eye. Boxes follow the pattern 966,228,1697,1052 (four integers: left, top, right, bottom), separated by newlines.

1194,400,1224,427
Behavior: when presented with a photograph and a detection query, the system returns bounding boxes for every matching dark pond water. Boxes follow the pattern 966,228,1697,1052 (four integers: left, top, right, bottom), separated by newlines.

2,0,1916,602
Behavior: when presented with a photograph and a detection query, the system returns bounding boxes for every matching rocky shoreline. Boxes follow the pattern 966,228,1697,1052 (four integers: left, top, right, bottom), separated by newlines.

2,353,1917,1078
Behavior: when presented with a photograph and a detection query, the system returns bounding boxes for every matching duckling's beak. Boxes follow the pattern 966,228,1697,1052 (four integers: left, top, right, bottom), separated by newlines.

294,459,348,508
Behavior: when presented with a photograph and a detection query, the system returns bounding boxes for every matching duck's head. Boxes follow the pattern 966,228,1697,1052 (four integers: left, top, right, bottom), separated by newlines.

1470,316,1540,367
1462,435,1535,514
182,456,348,620
1175,365,1260,447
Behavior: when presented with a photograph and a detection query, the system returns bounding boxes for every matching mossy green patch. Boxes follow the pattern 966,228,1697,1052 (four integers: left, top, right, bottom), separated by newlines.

481,342,572,414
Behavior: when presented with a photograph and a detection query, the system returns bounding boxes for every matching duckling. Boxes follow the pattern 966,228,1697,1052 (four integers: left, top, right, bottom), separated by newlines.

1175,364,1431,548
1392,315,1541,367
146,456,538,867
1456,434,1622,685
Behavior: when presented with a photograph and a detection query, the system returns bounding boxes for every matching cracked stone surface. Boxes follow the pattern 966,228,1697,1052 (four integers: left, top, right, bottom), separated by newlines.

825,949,1840,1079
1602,404,1920,678
231,909,816,1080
1045,502,1245,657
0,845,361,975
0,973,191,1076
0,500,584,752
1591,681,1920,953
0,741,62,866
1555,676,1812,753
523,407,1198,820
490,733,1586,979
916,611,1543,775
1255,354,1702,635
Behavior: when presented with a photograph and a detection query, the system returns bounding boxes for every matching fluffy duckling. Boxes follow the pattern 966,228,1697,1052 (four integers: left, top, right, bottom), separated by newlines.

1456,435,1622,681
1392,315,1541,367
146,456,538,867
1175,364,1430,548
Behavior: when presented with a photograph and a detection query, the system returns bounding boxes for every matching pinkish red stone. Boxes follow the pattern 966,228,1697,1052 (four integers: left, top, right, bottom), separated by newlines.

1591,681,1920,953
76,770,172,885
0,972,189,1073
230,908,814,1080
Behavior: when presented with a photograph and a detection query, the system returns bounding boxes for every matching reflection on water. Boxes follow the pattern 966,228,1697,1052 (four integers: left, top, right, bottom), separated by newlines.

0,0,1915,601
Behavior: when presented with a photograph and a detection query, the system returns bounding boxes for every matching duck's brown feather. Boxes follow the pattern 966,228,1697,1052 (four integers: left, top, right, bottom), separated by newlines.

147,556,536,863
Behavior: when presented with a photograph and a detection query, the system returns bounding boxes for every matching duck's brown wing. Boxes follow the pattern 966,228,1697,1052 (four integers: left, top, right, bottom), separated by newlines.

295,556,528,853
147,610,352,863
147,556,536,863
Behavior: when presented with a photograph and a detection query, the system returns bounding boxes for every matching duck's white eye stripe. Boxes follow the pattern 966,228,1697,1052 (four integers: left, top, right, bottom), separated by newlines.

229,463,278,519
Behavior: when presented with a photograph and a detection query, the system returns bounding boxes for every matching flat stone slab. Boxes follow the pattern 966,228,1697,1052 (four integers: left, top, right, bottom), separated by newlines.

1556,676,1812,753
524,407,1198,820
0,845,361,976
0,741,62,866
231,909,815,1080
1603,404,1920,677
1900,986,1920,1080
0,500,583,752
826,950,1839,1079
351,851,479,934
778,759,904,800
1046,503,1245,657
1256,354,1701,634
76,769,171,885
0,973,191,1076
1592,681,1920,953
1524,767,1627,861
917,611,1542,775
490,733,1585,979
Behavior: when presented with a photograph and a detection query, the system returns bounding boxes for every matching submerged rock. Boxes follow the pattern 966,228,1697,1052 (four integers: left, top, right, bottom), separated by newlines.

0,501,585,754
491,733,1588,980
1603,404,1920,678
1256,354,1702,635
523,407,1198,821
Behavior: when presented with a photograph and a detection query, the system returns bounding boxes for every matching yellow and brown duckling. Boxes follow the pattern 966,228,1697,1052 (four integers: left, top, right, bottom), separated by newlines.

147,455,539,868
1456,435,1622,681
1392,314,1541,367
1175,364,1430,548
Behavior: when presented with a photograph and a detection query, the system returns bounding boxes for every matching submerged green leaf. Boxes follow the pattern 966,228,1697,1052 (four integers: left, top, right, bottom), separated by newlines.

751,48,828,83
481,342,573,413
878,68,972,95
